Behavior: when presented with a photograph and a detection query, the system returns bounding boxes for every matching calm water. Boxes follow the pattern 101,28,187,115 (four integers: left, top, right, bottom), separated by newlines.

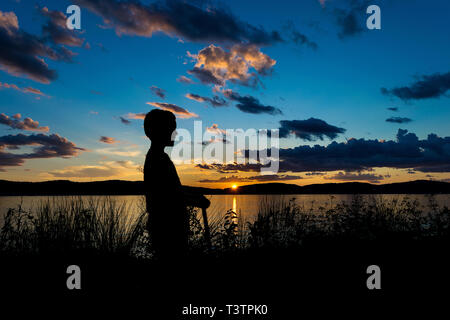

1,194,449,225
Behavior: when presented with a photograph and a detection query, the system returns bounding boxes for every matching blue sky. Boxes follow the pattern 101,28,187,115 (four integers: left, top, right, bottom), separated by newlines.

1,0,449,187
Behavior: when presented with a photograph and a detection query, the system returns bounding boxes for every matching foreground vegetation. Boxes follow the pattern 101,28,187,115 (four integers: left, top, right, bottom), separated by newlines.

1,194,449,301
1,195,449,258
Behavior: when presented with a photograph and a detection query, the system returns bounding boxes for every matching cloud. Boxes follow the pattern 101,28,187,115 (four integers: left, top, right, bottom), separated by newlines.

96,147,140,157
202,124,230,145
119,116,131,125
305,172,326,176
276,129,450,173
22,87,46,96
0,113,49,132
187,67,223,86
126,113,146,120
279,118,346,141
0,133,85,170
324,0,369,39
185,93,227,107
198,174,302,183
206,124,226,135
40,7,84,47
201,129,450,174
385,117,412,124
284,21,318,50
324,172,386,183
99,136,119,144
50,165,119,178
318,0,328,7
49,160,138,178
187,44,276,87
0,10,74,83
0,81,47,96
73,0,282,45
147,102,198,118
196,162,264,174
381,72,450,101
334,8,364,38
387,107,398,112
150,85,166,99
223,90,282,115
177,75,194,84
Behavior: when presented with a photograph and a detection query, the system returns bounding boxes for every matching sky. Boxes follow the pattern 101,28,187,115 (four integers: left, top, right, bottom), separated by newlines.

0,0,449,189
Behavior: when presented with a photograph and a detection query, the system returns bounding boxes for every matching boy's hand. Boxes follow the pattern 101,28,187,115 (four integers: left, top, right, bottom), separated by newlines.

183,191,211,209
199,195,210,209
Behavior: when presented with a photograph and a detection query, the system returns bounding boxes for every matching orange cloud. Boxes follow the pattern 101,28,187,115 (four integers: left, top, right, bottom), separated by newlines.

0,82,47,96
187,44,276,87
146,102,198,119
126,112,146,120
0,113,49,132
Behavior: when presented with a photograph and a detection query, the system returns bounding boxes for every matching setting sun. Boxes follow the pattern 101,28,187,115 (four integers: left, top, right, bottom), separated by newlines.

232,184,238,190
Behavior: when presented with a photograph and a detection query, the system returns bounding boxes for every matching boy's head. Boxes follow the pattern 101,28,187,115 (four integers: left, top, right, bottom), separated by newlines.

144,109,176,147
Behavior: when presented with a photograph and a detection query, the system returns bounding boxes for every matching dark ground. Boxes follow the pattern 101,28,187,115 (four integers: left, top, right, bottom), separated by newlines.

1,239,448,318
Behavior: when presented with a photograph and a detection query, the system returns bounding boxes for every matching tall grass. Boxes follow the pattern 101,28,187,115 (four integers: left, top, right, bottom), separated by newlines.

0,196,147,257
1,195,449,258
247,194,450,249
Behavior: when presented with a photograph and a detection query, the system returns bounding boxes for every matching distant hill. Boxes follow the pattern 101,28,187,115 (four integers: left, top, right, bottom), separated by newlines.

223,180,450,194
0,180,220,196
0,179,449,196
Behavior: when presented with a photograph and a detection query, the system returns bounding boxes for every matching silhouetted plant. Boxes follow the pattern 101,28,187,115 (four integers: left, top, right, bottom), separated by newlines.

1,194,449,259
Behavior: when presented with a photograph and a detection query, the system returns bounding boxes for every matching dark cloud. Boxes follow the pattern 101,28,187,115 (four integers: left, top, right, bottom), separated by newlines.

198,174,301,183
279,118,346,141
0,10,73,83
223,90,282,115
0,133,85,169
334,8,364,38
196,162,264,174
387,107,398,112
381,72,450,101
119,116,131,125
40,7,84,47
305,172,326,176
150,85,166,99
324,171,385,183
99,136,119,144
385,117,412,124
201,129,450,174
0,113,49,132
276,129,450,173
284,21,318,50
328,0,373,39
73,0,282,45
187,67,224,86
185,93,227,107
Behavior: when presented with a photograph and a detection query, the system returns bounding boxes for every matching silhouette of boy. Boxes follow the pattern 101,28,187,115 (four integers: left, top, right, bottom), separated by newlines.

144,109,210,260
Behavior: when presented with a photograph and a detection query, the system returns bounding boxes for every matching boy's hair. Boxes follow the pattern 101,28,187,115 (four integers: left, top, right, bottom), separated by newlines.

144,109,176,140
